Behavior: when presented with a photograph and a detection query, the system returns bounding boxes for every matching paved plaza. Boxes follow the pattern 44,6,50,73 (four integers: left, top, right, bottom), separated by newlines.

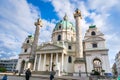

0,73,88,80
0,75,49,80
0,73,117,80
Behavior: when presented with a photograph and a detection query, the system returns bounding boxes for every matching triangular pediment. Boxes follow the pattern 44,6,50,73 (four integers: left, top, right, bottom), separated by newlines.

37,44,64,51
84,37,105,42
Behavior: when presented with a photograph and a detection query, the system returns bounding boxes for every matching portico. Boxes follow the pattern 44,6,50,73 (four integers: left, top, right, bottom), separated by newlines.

33,50,65,72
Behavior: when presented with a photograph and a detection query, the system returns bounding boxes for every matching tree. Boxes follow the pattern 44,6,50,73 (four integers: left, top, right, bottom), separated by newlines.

91,70,100,75
94,71,100,75
101,70,105,75
0,67,6,72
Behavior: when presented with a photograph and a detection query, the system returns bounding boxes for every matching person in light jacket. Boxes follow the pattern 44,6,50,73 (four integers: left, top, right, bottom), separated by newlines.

2,74,7,80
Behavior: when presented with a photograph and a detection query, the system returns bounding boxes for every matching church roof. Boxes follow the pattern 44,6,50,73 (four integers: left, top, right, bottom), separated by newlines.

53,14,75,32
28,35,34,38
89,25,96,28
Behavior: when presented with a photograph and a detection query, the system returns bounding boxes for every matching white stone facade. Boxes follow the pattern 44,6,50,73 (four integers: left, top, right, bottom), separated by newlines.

16,35,34,72
84,26,111,74
16,15,111,76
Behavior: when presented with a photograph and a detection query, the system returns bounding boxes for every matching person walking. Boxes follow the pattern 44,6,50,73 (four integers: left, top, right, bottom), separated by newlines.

25,68,31,80
2,74,7,80
50,71,54,80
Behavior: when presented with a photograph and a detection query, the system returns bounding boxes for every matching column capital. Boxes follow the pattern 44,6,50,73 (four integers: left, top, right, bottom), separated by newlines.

74,8,82,19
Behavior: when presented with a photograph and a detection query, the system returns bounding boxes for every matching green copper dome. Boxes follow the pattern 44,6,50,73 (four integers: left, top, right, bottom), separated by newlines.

53,14,75,32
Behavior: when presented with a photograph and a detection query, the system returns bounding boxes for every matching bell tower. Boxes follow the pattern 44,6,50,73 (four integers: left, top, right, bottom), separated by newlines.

16,35,34,72
21,35,34,54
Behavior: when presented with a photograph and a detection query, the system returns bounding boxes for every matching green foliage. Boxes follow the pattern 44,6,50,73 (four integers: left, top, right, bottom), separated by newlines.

101,70,105,72
92,70,95,72
0,67,6,72
91,70,100,75
53,64,56,66
94,71,100,75
46,64,49,66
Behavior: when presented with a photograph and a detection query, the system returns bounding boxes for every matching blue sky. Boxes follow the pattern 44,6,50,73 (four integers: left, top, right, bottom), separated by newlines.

0,0,120,67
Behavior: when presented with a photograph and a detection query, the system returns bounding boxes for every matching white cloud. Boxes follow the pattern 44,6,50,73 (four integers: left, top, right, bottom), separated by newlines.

87,0,119,13
49,0,75,21
47,0,120,67
0,0,55,59
39,19,55,43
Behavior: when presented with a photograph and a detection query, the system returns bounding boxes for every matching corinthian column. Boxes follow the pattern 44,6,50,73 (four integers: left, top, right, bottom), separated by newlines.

74,9,83,58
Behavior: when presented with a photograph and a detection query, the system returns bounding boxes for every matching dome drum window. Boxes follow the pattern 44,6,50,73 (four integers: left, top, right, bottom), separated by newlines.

57,35,61,41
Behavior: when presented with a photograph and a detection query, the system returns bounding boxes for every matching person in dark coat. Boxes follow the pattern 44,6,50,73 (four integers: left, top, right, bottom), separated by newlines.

2,74,7,80
50,72,54,80
25,68,31,80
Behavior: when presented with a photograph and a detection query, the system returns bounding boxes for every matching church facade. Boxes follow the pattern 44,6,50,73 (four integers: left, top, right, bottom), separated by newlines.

16,9,111,76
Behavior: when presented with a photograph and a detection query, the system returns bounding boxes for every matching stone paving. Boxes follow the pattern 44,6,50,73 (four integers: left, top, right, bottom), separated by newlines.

0,73,89,80
0,75,49,80
0,75,88,80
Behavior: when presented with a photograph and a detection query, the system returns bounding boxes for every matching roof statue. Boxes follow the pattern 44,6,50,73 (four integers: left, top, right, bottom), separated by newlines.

63,13,68,20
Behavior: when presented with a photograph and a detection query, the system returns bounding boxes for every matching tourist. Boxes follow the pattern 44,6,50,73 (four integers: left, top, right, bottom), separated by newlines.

50,72,54,80
25,68,31,80
2,74,7,80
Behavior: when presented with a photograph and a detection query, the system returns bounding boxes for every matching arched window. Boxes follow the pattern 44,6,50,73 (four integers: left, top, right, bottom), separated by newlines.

57,35,61,41
91,31,96,35
59,25,61,29
68,56,72,63
93,58,102,72
20,60,25,73
27,40,29,43
24,49,27,52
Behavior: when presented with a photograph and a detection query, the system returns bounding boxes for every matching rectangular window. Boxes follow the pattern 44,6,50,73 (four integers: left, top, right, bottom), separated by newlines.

68,45,72,49
92,43,97,48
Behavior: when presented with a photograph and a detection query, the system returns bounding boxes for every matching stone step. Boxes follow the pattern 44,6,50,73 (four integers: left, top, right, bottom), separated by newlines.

32,71,56,75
